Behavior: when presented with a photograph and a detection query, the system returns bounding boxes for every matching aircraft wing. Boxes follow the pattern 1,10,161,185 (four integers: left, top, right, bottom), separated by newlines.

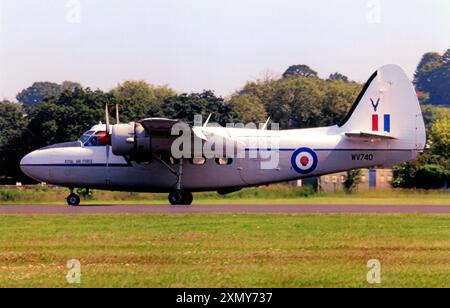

344,131,397,140
139,118,180,133
139,118,217,141
138,118,243,155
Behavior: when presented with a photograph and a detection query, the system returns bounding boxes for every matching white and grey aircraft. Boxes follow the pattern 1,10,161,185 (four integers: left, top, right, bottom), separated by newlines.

20,65,426,206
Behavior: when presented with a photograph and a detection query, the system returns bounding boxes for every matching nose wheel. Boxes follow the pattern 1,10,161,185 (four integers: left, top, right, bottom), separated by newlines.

67,191,81,206
168,190,193,206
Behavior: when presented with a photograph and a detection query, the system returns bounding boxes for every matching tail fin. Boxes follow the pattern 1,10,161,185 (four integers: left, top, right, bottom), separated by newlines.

339,64,426,151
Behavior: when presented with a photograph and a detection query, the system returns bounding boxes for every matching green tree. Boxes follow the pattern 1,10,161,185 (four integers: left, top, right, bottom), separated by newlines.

322,80,362,126
421,105,450,132
344,169,362,193
25,88,112,150
61,81,82,92
282,64,318,79
111,81,176,122
16,82,62,106
328,72,349,82
0,101,28,183
160,91,230,125
16,81,82,106
414,49,450,106
429,117,449,160
238,74,361,129
276,77,325,128
228,94,268,124
432,55,450,105
394,116,449,189
240,77,324,129
414,164,448,189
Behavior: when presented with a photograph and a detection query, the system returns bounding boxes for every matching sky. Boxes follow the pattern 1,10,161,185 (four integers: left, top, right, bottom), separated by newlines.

0,0,449,101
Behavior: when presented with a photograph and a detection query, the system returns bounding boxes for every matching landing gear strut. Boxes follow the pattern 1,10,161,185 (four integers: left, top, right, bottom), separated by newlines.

67,188,81,206
152,154,194,206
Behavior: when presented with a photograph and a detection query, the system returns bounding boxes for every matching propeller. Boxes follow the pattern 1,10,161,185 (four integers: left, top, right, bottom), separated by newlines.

105,104,111,135
261,116,271,130
103,104,112,163
203,114,212,127
100,104,113,147
115,104,120,124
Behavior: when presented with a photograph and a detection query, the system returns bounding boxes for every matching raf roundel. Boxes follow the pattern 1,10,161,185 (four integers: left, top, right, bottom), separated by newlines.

291,148,318,174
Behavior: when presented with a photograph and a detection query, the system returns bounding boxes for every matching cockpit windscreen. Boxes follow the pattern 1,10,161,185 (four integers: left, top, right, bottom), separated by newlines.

79,131,111,147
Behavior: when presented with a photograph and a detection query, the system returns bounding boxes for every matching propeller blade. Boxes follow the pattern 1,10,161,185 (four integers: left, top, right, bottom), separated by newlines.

203,114,212,127
115,104,120,124
261,116,271,130
105,104,111,135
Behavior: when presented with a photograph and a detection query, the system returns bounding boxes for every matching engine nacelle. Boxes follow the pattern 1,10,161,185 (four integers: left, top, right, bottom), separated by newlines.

111,122,151,158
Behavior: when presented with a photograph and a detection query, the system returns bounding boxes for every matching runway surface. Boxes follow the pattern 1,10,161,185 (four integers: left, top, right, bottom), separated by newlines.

0,204,449,214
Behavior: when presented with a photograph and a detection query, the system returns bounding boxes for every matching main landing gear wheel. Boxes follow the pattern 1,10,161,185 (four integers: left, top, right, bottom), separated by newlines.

168,190,193,206
67,193,81,206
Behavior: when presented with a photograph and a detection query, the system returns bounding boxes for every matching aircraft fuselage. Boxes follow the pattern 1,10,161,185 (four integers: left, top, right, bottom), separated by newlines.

20,125,419,193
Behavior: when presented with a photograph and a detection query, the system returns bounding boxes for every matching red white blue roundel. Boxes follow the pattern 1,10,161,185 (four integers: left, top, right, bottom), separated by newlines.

291,148,318,174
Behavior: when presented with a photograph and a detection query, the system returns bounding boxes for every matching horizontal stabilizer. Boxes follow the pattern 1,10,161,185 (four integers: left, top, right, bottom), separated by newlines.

345,131,397,140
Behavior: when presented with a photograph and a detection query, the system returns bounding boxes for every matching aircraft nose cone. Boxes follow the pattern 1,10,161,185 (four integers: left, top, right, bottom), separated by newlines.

20,152,32,166
20,151,39,180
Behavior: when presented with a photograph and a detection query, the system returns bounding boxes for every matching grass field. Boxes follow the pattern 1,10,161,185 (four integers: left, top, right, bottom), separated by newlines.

1,185,449,205
0,213,449,288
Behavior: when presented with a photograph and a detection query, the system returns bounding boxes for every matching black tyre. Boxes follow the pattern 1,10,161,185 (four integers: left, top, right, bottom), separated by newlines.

168,191,184,205
182,192,193,205
169,191,193,205
67,194,81,206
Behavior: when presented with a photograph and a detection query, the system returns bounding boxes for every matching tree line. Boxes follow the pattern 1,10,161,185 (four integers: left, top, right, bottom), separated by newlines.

414,48,450,106
0,50,448,188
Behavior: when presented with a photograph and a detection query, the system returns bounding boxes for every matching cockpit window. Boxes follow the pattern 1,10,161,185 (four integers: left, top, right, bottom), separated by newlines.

80,131,111,147
79,131,95,144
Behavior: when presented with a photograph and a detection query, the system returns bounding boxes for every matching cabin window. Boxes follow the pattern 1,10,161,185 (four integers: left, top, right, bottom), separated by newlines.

190,157,206,166
215,158,233,166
